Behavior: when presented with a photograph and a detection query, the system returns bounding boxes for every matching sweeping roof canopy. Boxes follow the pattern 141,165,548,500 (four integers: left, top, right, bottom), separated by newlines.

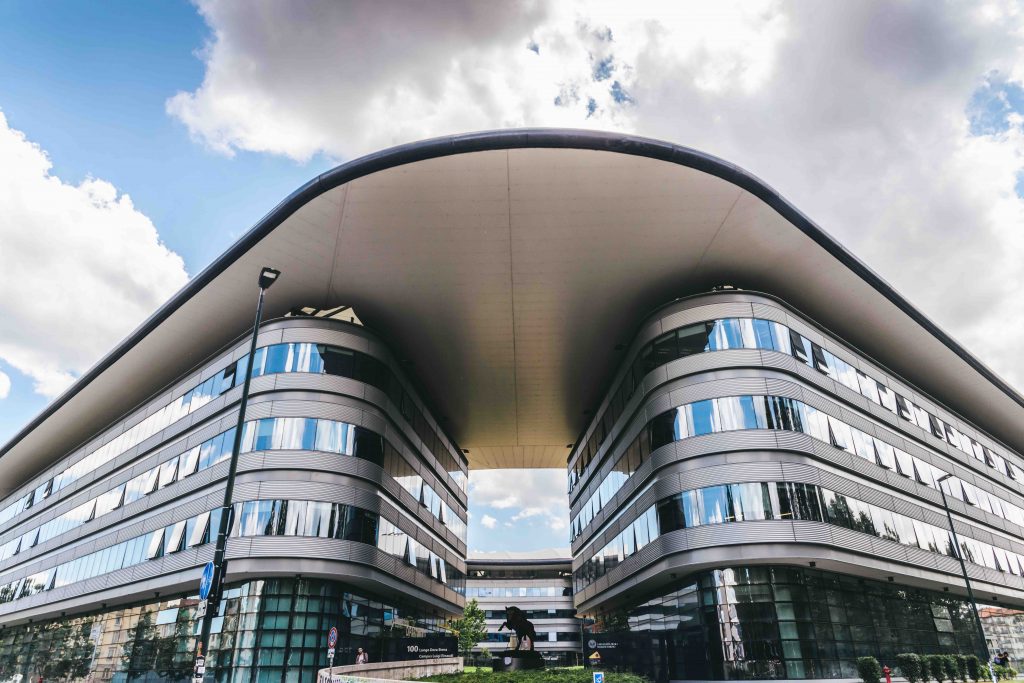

3,129,1022,487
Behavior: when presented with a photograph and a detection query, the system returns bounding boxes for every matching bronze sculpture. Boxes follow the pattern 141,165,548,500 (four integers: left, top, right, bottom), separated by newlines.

498,606,538,651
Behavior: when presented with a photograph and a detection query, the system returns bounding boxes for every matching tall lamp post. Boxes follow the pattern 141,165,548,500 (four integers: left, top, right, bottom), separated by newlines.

936,473,995,681
196,266,281,670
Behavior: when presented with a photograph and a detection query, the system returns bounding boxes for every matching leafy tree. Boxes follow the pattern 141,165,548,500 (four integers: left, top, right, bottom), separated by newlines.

858,656,883,683
965,655,982,682
943,655,959,683
953,655,968,682
927,655,948,682
451,599,488,658
897,653,922,683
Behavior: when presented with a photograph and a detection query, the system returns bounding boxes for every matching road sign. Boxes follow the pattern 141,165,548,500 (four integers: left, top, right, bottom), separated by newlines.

593,673,605,683
196,599,207,619
199,562,215,601
327,647,336,659
327,626,338,647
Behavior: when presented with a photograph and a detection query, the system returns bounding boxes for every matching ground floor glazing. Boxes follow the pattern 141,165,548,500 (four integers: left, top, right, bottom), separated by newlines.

583,565,986,681
0,577,454,683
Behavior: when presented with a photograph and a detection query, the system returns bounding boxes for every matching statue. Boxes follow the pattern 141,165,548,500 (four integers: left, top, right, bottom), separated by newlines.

491,606,544,671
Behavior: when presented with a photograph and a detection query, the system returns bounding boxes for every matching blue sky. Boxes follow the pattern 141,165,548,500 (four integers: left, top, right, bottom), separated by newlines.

0,3,331,442
2,2,1024,554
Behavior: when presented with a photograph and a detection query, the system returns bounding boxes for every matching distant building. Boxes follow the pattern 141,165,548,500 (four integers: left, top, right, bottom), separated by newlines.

466,549,581,666
980,607,1024,662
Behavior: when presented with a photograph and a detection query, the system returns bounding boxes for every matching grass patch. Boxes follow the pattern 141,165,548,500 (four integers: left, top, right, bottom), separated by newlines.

417,668,649,683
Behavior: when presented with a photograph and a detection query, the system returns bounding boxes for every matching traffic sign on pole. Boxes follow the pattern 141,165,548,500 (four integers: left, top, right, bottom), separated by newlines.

327,627,338,668
199,562,215,601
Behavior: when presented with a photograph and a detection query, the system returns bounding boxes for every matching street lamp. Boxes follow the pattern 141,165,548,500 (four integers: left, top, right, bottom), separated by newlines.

936,473,995,681
196,266,281,670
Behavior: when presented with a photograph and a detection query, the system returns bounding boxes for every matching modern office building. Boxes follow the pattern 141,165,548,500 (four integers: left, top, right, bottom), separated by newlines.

465,549,580,666
1,129,1023,682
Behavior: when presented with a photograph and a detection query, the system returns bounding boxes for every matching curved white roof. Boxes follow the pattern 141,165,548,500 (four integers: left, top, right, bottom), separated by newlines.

3,129,1022,487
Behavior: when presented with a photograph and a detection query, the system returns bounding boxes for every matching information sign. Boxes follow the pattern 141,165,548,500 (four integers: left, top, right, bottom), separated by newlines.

199,562,215,601
593,673,605,683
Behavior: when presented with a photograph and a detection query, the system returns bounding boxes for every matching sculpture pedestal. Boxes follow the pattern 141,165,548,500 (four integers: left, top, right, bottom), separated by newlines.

491,650,545,671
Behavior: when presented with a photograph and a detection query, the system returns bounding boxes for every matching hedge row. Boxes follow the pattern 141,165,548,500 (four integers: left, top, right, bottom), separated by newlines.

858,654,1018,683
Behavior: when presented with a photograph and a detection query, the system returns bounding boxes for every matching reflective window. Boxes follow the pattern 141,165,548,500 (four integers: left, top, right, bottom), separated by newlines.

571,393,1024,544
576,478,1024,592
568,316,1024,502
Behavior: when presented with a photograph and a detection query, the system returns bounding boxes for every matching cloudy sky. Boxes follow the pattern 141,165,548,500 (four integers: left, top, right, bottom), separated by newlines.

2,1,1024,552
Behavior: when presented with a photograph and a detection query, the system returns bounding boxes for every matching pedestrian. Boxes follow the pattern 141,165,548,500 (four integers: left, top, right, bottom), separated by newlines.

355,647,369,665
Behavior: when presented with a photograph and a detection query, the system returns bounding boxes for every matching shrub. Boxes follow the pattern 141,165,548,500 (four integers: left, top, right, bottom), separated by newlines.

922,656,932,683
953,655,968,682
965,655,981,682
943,655,959,682
997,665,1019,681
897,654,923,683
927,655,948,682
859,656,883,683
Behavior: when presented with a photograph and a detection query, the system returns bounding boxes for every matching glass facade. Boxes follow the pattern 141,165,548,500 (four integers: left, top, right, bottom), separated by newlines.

0,578,453,683
586,566,984,681
575,478,1024,591
572,393,1024,557
568,318,1024,495
0,413,466,591
0,340,467,539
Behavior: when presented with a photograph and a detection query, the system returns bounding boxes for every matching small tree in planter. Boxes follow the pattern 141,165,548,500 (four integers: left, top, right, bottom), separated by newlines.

897,653,923,683
859,656,883,683
927,655,948,682
965,655,981,682
953,655,968,682
943,655,960,683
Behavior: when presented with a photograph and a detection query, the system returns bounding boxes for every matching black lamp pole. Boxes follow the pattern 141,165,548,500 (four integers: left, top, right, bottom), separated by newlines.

936,473,993,677
196,266,280,669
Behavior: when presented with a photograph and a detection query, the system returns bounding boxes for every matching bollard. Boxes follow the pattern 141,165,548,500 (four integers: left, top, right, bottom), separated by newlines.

884,665,892,683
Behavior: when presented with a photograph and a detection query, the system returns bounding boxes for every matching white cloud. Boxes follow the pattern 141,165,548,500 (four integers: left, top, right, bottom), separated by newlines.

470,468,568,532
169,1,1024,389
480,514,498,529
0,111,189,399
0,372,10,400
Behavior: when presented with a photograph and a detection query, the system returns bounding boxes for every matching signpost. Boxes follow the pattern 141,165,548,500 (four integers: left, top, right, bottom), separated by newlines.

197,561,215,620
327,626,338,668
193,563,216,681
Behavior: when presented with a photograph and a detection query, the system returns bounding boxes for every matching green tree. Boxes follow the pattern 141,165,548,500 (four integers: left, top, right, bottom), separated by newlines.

943,655,959,683
965,655,982,682
927,654,947,682
858,656,883,683
897,653,922,683
451,599,488,658
953,654,968,682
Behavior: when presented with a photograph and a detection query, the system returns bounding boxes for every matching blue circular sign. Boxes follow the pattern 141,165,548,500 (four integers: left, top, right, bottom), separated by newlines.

328,626,338,647
199,562,215,601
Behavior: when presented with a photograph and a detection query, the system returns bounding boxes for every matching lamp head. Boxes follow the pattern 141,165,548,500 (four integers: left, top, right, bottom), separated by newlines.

258,267,281,290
